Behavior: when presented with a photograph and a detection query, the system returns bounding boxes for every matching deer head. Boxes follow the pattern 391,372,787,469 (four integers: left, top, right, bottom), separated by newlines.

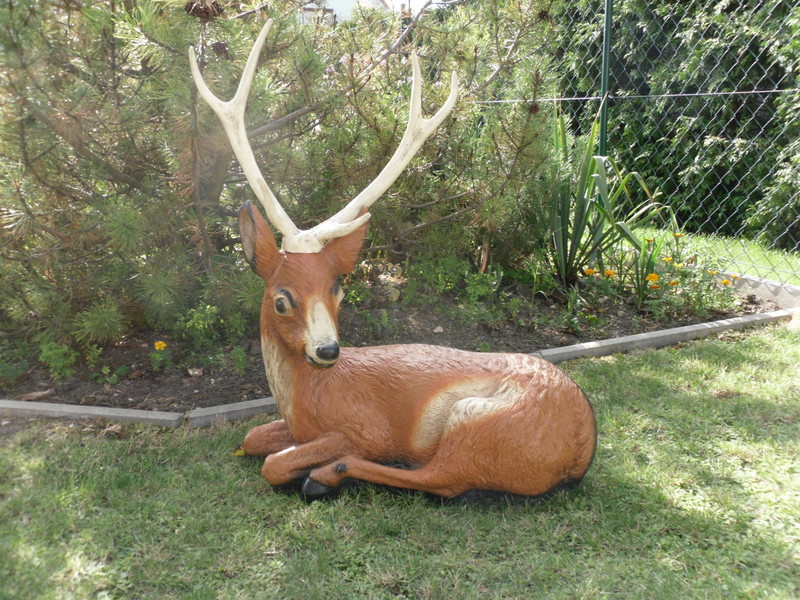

190,19,458,367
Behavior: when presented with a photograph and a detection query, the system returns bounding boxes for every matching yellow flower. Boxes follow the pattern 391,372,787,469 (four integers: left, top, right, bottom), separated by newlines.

675,263,684,269
662,256,673,263
731,274,740,280
646,273,660,282
721,279,731,286
673,232,684,238
708,270,718,275
584,268,597,276
154,341,167,351
604,269,616,278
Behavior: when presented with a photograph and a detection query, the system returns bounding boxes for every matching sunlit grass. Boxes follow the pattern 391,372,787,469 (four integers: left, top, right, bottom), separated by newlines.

636,227,800,285
1,324,799,599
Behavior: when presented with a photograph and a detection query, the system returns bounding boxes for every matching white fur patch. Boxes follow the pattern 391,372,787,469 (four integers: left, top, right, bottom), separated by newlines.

261,333,295,427
412,378,523,452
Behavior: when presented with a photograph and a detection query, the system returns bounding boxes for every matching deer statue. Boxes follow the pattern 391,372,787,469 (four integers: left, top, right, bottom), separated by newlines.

190,20,597,500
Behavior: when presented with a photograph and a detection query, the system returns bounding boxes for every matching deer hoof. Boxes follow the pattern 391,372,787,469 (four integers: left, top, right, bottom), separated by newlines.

302,476,334,500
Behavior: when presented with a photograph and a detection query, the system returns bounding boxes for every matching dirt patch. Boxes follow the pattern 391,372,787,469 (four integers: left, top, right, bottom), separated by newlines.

1,289,778,415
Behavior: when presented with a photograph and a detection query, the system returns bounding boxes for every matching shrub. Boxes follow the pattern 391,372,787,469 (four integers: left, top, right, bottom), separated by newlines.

38,342,78,380
72,298,125,345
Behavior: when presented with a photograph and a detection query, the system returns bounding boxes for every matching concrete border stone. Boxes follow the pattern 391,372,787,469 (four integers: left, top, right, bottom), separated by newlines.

0,400,184,427
532,308,797,364
186,397,277,427
723,271,800,309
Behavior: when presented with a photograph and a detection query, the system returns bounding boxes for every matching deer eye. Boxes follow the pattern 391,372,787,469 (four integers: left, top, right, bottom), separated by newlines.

275,297,289,315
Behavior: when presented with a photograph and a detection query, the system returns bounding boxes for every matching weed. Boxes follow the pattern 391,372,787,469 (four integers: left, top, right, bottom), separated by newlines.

83,344,104,370
0,339,31,389
230,345,248,376
176,304,221,350
464,271,500,304
92,364,131,386
37,342,78,380
403,256,470,304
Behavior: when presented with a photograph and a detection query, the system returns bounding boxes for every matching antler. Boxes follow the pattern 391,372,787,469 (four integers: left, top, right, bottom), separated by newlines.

189,19,459,253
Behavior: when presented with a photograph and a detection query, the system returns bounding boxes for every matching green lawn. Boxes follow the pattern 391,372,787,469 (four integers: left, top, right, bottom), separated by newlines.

636,227,800,285
1,324,798,599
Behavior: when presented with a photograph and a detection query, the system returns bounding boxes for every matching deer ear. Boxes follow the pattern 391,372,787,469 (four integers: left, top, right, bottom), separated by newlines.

322,219,368,276
239,201,279,279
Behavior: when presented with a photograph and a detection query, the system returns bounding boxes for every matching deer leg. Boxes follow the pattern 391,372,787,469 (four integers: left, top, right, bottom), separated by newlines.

260,432,352,488
307,455,465,498
242,419,295,456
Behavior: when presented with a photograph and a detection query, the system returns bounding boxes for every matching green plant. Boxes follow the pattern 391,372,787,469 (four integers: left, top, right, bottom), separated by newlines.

72,298,125,345
38,342,78,380
148,340,172,371
546,110,671,286
629,237,666,310
92,364,131,386
220,313,247,343
176,305,221,350
82,344,104,370
464,271,500,305
403,255,471,304
230,345,247,377
344,279,375,307
0,339,31,390
362,309,394,340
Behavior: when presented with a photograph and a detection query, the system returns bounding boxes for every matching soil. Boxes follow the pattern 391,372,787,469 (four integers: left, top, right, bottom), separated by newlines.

1,283,777,417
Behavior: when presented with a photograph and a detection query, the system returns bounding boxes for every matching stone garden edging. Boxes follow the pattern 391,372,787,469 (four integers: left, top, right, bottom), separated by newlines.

1,273,798,428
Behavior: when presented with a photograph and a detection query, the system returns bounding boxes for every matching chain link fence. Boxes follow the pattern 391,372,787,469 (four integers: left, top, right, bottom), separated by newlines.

549,0,799,283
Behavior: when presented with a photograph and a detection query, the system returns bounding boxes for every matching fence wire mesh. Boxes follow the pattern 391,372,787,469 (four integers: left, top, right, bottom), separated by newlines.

550,0,799,283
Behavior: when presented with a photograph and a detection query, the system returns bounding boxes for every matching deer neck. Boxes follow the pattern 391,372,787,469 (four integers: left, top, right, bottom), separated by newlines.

259,329,297,429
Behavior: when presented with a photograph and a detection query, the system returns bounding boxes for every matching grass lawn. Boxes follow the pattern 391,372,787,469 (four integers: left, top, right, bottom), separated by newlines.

1,324,798,599
635,227,800,286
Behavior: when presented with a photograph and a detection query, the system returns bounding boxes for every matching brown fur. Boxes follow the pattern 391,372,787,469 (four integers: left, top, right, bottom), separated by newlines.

241,203,597,499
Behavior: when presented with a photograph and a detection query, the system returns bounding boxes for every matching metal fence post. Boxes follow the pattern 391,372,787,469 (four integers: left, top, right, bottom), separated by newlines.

598,0,613,156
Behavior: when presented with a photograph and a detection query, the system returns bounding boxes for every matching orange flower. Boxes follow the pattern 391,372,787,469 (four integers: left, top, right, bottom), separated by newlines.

649,284,660,289
604,269,616,278
668,280,678,286
584,268,597,276
645,273,660,282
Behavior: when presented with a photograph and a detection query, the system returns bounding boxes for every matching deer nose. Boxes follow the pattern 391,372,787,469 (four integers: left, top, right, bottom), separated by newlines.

315,342,340,362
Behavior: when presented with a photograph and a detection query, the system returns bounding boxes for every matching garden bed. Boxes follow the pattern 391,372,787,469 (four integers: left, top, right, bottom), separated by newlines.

1,283,780,414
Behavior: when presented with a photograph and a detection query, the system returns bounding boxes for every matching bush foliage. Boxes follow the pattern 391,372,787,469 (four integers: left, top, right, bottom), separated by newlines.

552,0,798,245
0,0,556,346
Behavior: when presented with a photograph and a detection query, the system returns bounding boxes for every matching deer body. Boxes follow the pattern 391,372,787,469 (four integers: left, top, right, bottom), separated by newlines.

246,342,596,498
191,20,597,499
